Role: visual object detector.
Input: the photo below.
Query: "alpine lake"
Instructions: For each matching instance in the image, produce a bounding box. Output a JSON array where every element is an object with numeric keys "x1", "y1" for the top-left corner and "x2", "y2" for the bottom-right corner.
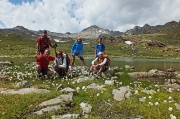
[{"x1": 0, "y1": 57, "x2": 180, "y2": 85}]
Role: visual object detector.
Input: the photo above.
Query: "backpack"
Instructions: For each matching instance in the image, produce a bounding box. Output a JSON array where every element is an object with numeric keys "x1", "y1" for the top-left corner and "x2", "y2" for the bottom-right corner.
[
  {"x1": 37, "y1": 37, "x2": 50, "y2": 51},
  {"x1": 98, "y1": 54, "x2": 110, "y2": 66},
  {"x1": 64, "y1": 53, "x2": 70, "y2": 67},
  {"x1": 103, "y1": 54, "x2": 110, "y2": 66}
]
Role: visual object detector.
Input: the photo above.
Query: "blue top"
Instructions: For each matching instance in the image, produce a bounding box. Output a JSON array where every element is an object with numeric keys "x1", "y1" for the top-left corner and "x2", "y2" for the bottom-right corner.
[
  {"x1": 95, "y1": 43, "x2": 105, "y2": 57},
  {"x1": 71, "y1": 42, "x2": 83, "y2": 56}
]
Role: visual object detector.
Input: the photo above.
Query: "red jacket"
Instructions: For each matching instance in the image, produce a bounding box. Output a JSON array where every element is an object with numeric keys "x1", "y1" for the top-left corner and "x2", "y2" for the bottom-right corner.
[
  {"x1": 37, "y1": 54, "x2": 55, "y2": 69},
  {"x1": 37, "y1": 37, "x2": 51, "y2": 51}
]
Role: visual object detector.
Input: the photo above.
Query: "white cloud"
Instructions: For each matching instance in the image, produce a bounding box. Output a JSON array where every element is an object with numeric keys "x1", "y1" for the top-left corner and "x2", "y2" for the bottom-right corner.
[{"x1": 0, "y1": 0, "x2": 180, "y2": 33}]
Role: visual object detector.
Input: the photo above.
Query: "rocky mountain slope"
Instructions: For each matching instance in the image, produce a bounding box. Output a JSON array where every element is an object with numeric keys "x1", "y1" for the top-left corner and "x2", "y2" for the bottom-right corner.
[
  {"x1": 125, "y1": 21, "x2": 180, "y2": 35},
  {"x1": 0, "y1": 20, "x2": 180, "y2": 39},
  {"x1": 0, "y1": 25, "x2": 123, "y2": 40}
]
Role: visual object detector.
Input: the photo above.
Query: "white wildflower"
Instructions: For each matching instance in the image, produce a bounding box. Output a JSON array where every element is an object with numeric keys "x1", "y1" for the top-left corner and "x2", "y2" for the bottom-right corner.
[
  {"x1": 97, "y1": 93, "x2": 100, "y2": 97},
  {"x1": 154, "y1": 84, "x2": 158, "y2": 87},
  {"x1": 170, "y1": 114, "x2": 177, "y2": 119},
  {"x1": 76, "y1": 87, "x2": 80, "y2": 91},
  {"x1": 148, "y1": 102, "x2": 153, "y2": 106},
  {"x1": 143, "y1": 97, "x2": 146, "y2": 99},
  {"x1": 168, "y1": 96, "x2": 172, "y2": 100},
  {"x1": 155, "y1": 102, "x2": 159, "y2": 105},
  {"x1": 168, "y1": 107, "x2": 173, "y2": 111},
  {"x1": 168, "y1": 88, "x2": 172, "y2": 93},
  {"x1": 82, "y1": 86, "x2": 86, "y2": 90},
  {"x1": 134, "y1": 90, "x2": 138, "y2": 94}
]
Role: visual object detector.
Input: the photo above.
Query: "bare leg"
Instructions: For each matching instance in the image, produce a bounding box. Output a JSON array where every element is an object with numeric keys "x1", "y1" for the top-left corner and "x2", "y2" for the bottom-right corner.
[
  {"x1": 79, "y1": 56, "x2": 85, "y2": 66},
  {"x1": 90, "y1": 65, "x2": 95, "y2": 71},
  {"x1": 55, "y1": 66, "x2": 66, "y2": 76},
  {"x1": 98, "y1": 66, "x2": 105, "y2": 74},
  {"x1": 71, "y1": 55, "x2": 75, "y2": 66},
  {"x1": 36, "y1": 65, "x2": 41, "y2": 74},
  {"x1": 82, "y1": 60, "x2": 86, "y2": 66}
]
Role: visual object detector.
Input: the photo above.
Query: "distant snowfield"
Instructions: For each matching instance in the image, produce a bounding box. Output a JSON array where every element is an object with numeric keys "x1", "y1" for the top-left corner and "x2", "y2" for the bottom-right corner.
[
  {"x1": 54, "y1": 39, "x2": 89, "y2": 44},
  {"x1": 125, "y1": 41, "x2": 134, "y2": 45},
  {"x1": 83, "y1": 42, "x2": 90, "y2": 45},
  {"x1": 54, "y1": 39, "x2": 67, "y2": 43}
]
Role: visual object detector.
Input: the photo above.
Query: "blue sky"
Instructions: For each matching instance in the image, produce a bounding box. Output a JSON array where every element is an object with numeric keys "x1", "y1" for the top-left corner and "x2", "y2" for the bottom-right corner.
[
  {"x1": 1, "y1": 0, "x2": 180, "y2": 33},
  {"x1": 8, "y1": 0, "x2": 34, "y2": 4}
]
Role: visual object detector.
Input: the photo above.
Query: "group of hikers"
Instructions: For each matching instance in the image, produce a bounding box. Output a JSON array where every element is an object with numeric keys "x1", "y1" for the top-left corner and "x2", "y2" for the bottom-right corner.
[{"x1": 35, "y1": 30, "x2": 109, "y2": 79}]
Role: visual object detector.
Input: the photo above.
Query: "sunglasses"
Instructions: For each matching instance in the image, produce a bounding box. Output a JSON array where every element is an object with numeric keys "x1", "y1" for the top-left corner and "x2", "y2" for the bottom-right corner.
[{"x1": 57, "y1": 53, "x2": 62, "y2": 56}]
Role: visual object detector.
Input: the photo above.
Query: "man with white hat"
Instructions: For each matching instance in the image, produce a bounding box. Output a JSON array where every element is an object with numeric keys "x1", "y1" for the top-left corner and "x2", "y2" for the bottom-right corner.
[{"x1": 89, "y1": 52, "x2": 109, "y2": 76}]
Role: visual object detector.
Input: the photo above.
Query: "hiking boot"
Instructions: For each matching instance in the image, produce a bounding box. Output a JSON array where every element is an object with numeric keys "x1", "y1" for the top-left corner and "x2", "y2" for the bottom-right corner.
[
  {"x1": 97, "y1": 72, "x2": 101, "y2": 76},
  {"x1": 37, "y1": 74, "x2": 44, "y2": 80},
  {"x1": 69, "y1": 66, "x2": 72, "y2": 71},
  {"x1": 96, "y1": 72, "x2": 101, "y2": 78},
  {"x1": 88, "y1": 71, "x2": 93, "y2": 76}
]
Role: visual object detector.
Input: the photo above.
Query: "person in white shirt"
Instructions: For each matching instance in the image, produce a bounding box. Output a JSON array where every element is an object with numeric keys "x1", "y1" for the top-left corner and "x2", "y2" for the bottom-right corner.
[
  {"x1": 89, "y1": 52, "x2": 109, "y2": 76},
  {"x1": 53, "y1": 50, "x2": 68, "y2": 77}
]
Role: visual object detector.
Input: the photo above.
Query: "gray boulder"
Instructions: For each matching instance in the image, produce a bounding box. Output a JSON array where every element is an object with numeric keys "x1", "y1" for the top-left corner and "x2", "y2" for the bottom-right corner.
[{"x1": 112, "y1": 86, "x2": 132, "y2": 101}]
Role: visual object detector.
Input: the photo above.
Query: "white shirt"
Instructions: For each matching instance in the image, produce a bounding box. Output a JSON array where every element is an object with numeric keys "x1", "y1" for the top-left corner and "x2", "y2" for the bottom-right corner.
[
  {"x1": 91, "y1": 57, "x2": 107, "y2": 66},
  {"x1": 54, "y1": 53, "x2": 67, "y2": 68}
]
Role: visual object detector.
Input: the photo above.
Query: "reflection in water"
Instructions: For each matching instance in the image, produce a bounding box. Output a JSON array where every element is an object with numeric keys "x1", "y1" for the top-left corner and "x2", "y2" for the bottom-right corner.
[{"x1": 111, "y1": 58, "x2": 180, "y2": 72}]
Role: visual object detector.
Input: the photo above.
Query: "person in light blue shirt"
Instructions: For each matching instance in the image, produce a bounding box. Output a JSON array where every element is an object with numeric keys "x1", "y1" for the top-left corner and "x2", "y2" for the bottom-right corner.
[
  {"x1": 95, "y1": 37, "x2": 105, "y2": 57},
  {"x1": 71, "y1": 37, "x2": 85, "y2": 66}
]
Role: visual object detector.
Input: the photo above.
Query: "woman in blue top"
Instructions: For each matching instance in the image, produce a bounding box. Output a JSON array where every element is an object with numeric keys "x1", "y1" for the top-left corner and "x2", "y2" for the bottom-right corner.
[
  {"x1": 95, "y1": 37, "x2": 105, "y2": 57},
  {"x1": 71, "y1": 37, "x2": 85, "y2": 66}
]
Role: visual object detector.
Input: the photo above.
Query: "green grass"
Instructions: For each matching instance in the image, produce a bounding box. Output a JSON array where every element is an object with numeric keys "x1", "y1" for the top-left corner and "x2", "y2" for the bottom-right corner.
[
  {"x1": 0, "y1": 27, "x2": 180, "y2": 118},
  {"x1": 0, "y1": 63, "x2": 180, "y2": 118},
  {"x1": 1, "y1": 30, "x2": 180, "y2": 58}
]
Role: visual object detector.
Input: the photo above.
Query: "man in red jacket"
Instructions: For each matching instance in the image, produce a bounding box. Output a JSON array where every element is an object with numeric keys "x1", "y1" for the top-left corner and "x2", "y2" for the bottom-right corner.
[
  {"x1": 36, "y1": 49, "x2": 55, "y2": 79},
  {"x1": 36, "y1": 30, "x2": 55, "y2": 55}
]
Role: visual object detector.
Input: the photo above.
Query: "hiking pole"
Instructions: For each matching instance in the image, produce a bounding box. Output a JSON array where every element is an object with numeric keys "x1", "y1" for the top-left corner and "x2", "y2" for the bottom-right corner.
[{"x1": 53, "y1": 43, "x2": 58, "y2": 56}]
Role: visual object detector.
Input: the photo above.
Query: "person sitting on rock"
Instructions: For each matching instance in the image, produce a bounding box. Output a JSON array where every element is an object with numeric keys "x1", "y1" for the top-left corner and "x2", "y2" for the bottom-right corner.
[
  {"x1": 53, "y1": 50, "x2": 69, "y2": 77},
  {"x1": 89, "y1": 52, "x2": 110, "y2": 76},
  {"x1": 35, "y1": 49, "x2": 55, "y2": 79}
]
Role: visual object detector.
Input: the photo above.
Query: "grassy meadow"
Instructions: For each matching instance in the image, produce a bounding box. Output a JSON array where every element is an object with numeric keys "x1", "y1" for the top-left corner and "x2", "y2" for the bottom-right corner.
[{"x1": 0, "y1": 29, "x2": 180, "y2": 119}]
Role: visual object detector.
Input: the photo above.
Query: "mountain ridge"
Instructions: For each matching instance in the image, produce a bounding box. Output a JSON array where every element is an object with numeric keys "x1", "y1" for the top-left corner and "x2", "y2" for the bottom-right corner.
[{"x1": 0, "y1": 20, "x2": 180, "y2": 39}]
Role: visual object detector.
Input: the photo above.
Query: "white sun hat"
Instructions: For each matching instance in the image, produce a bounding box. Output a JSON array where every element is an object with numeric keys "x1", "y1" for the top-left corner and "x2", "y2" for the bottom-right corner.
[{"x1": 98, "y1": 52, "x2": 104, "y2": 56}]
